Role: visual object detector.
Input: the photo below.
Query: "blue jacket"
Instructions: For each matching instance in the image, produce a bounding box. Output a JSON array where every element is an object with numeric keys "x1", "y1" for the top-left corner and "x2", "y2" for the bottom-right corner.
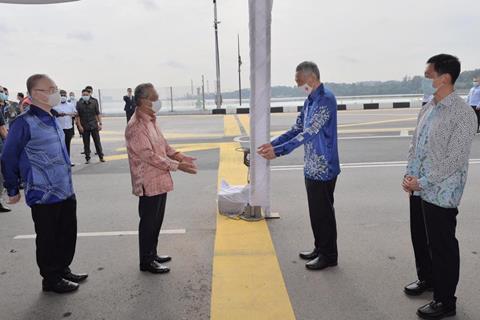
[
  {"x1": 272, "y1": 84, "x2": 340, "y2": 181},
  {"x1": 1, "y1": 106, "x2": 74, "y2": 207}
]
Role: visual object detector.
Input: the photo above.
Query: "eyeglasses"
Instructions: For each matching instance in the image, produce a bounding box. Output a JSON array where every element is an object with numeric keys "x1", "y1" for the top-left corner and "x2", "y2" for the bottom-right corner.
[{"x1": 33, "y1": 88, "x2": 59, "y2": 95}]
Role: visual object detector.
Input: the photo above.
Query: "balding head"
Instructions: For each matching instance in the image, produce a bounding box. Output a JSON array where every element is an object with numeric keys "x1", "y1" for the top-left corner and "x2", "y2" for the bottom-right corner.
[{"x1": 26, "y1": 74, "x2": 59, "y2": 110}]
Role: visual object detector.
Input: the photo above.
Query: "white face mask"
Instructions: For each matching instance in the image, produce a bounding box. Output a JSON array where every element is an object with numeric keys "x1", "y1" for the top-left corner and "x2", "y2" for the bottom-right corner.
[
  {"x1": 47, "y1": 92, "x2": 62, "y2": 107},
  {"x1": 298, "y1": 83, "x2": 313, "y2": 95},
  {"x1": 152, "y1": 100, "x2": 162, "y2": 113},
  {"x1": 473, "y1": 81, "x2": 479, "y2": 87},
  {"x1": 61, "y1": 96, "x2": 67, "y2": 103}
]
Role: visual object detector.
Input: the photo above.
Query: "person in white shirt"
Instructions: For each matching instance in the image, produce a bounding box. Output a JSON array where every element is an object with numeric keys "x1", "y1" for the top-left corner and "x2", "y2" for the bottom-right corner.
[
  {"x1": 467, "y1": 76, "x2": 480, "y2": 132},
  {"x1": 54, "y1": 90, "x2": 77, "y2": 163},
  {"x1": 68, "y1": 92, "x2": 77, "y2": 136}
]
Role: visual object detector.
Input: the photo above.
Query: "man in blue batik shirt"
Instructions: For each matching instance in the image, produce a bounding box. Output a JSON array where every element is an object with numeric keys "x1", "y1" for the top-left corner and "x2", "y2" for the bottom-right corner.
[
  {"x1": 258, "y1": 61, "x2": 340, "y2": 271},
  {"x1": 1, "y1": 74, "x2": 88, "y2": 294}
]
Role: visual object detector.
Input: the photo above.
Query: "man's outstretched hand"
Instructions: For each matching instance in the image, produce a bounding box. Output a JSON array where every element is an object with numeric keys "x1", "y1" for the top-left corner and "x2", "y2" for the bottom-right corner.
[{"x1": 257, "y1": 143, "x2": 276, "y2": 160}]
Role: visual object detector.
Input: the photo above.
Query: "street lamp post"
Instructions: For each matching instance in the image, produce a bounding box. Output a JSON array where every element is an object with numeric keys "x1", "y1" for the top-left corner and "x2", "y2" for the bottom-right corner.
[
  {"x1": 213, "y1": 0, "x2": 222, "y2": 109},
  {"x1": 238, "y1": 34, "x2": 242, "y2": 106}
]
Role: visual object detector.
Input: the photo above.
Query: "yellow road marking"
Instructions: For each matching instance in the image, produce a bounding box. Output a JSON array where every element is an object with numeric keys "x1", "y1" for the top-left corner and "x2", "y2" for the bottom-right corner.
[
  {"x1": 103, "y1": 154, "x2": 128, "y2": 161},
  {"x1": 71, "y1": 137, "x2": 125, "y2": 144},
  {"x1": 224, "y1": 115, "x2": 242, "y2": 136},
  {"x1": 97, "y1": 130, "x2": 124, "y2": 135},
  {"x1": 237, "y1": 114, "x2": 251, "y2": 133},
  {"x1": 115, "y1": 142, "x2": 229, "y2": 153},
  {"x1": 210, "y1": 119, "x2": 295, "y2": 320},
  {"x1": 164, "y1": 132, "x2": 225, "y2": 139}
]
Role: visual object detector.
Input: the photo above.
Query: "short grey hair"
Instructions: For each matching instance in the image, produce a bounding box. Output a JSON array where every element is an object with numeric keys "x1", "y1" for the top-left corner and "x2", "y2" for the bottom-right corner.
[
  {"x1": 296, "y1": 61, "x2": 320, "y2": 80},
  {"x1": 26, "y1": 74, "x2": 49, "y2": 94},
  {"x1": 134, "y1": 83, "x2": 154, "y2": 105}
]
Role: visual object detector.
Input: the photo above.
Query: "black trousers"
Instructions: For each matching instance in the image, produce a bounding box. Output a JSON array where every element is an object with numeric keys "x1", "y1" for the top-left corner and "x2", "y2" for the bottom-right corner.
[
  {"x1": 126, "y1": 112, "x2": 134, "y2": 123},
  {"x1": 82, "y1": 129, "x2": 104, "y2": 160},
  {"x1": 138, "y1": 193, "x2": 167, "y2": 265},
  {"x1": 471, "y1": 106, "x2": 480, "y2": 130},
  {"x1": 409, "y1": 196, "x2": 459, "y2": 307},
  {"x1": 305, "y1": 177, "x2": 338, "y2": 260},
  {"x1": 31, "y1": 198, "x2": 77, "y2": 283},
  {"x1": 63, "y1": 128, "x2": 74, "y2": 157}
]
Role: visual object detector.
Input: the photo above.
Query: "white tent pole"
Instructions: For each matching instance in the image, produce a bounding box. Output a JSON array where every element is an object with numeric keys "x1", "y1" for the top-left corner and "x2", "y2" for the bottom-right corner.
[{"x1": 248, "y1": 0, "x2": 273, "y2": 218}]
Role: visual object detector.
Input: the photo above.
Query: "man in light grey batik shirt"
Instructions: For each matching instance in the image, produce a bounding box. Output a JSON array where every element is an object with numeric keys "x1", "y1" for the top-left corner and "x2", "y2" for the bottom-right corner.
[{"x1": 402, "y1": 54, "x2": 477, "y2": 320}]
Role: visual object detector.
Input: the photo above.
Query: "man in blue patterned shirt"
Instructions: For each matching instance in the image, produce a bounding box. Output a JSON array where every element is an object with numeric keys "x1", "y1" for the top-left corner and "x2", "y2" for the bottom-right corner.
[
  {"x1": 402, "y1": 54, "x2": 477, "y2": 319},
  {"x1": 258, "y1": 61, "x2": 340, "y2": 271}
]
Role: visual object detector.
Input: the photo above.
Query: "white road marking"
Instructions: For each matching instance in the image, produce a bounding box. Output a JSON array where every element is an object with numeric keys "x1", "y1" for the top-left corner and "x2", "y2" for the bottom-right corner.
[
  {"x1": 272, "y1": 159, "x2": 480, "y2": 171},
  {"x1": 339, "y1": 134, "x2": 412, "y2": 140},
  {"x1": 14, "y1": 229, "x2": 186, "y2": 240}
]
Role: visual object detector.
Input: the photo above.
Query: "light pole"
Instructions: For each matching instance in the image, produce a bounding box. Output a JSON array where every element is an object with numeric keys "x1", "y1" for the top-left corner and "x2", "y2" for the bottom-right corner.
[
  {"x1": 238, "y1": 34, "x2": 242, "y2": 106},
  {"x1": 213, "y1": 0, "x2": 223, "y2": 109}
]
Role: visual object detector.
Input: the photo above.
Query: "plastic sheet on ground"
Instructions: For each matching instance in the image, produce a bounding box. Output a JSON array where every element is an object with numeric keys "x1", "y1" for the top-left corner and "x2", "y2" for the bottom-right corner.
[{"x1": 217, "y1": 180, "x2": 250, "y2": 217}]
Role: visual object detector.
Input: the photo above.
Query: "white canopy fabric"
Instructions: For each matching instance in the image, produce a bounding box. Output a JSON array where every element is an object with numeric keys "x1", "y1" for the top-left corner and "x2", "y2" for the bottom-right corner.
[
  {"x1": 0, "y1": 0, "x2": 77, "y2": 3},
  {"x1": 248, "y1": 0, "x2": 273, "y2": 212}
]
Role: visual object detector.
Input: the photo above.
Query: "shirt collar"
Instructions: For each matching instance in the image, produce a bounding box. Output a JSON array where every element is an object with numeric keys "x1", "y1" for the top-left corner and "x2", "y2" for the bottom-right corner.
[
  {"x1": 435, "y1": 91, "x2": 457, "y2": 108},
  {"x1": 136, "y1": 105, "x2": 156, "y2": 122},
  {"x1": 308, "y1": 83, "x2": 325, "y2": 101},
  {"x1": 30, "y1": 105, "x2": 54, "y2": 118}
]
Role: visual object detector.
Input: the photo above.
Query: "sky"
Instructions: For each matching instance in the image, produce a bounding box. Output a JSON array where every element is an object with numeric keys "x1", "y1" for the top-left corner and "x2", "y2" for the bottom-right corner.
[{"x1": 0, "y1": 0, "x2": 478, "y2": 94}]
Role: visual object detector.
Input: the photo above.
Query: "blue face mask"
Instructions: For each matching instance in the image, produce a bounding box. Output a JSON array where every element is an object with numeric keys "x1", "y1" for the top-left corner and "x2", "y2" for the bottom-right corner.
[
  {"x1": 0, "y1": 92, "x2": 6, "y2": 101},
  {"x1": 422, "y1": 78, "x2": 435, "y2": 96}
]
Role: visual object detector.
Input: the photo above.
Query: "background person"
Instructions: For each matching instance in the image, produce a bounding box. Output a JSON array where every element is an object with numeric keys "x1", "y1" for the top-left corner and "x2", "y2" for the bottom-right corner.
[
  {"x1": 124, "y1": 87, "x2": 136, "y2": 123},
  {"x1": 75, "y1": 89, "x2": 105, "y2": 164}
]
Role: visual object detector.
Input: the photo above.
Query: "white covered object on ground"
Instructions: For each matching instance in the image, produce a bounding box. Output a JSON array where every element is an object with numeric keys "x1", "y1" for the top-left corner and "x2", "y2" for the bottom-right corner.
[{"x1": 218, "y1": 180, "x2": 250, "y2": 216}]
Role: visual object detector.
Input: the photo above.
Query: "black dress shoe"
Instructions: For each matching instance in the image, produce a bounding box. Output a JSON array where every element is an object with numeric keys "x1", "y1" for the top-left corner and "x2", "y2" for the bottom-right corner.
[
  {"x1": 417, "y1": 300, "x2": 456, "y2": 319},
  {"x1": 62, "y1": 272, "x2": 88, "y2": 283},
  {"x1": 154, "y1": 255, "x2": 172, "y2": 263},
  {"x1": 299, "y1": 248, "x2": 319, "y2": 260},
  {"x1": 140, "y1": 261, "x2": 170, "y2": 274},
  {"x1": 404, "y1": 280, "x2": 433, "y2": 296},
  {"x1": 305, "y1": 256, "x2": 337, "y2": 270},
  {"x1": 99, "y1": 158, "x2": 106, "y2": 163},
  {"x1": 0, "y1": 203, "x2": 11, "y2": 213},
  {"x1": 42, "y1": 279, "x2": 79, "y2": 293}
]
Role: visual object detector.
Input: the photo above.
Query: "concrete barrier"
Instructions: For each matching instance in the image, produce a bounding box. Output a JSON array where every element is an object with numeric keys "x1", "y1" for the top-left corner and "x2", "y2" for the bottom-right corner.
[
  {"x1": 212, "y1": 109, "x2": 226, "y2": 115},
  {"x1": 364, "y1": 103, "x2": 380, "y2": 110},
  {"x1": 103, "y1": 102, "x2": 421, "y2": 117},
  {"x1": 393, "y1": 102, "x2": 410, "y2": 108}
]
